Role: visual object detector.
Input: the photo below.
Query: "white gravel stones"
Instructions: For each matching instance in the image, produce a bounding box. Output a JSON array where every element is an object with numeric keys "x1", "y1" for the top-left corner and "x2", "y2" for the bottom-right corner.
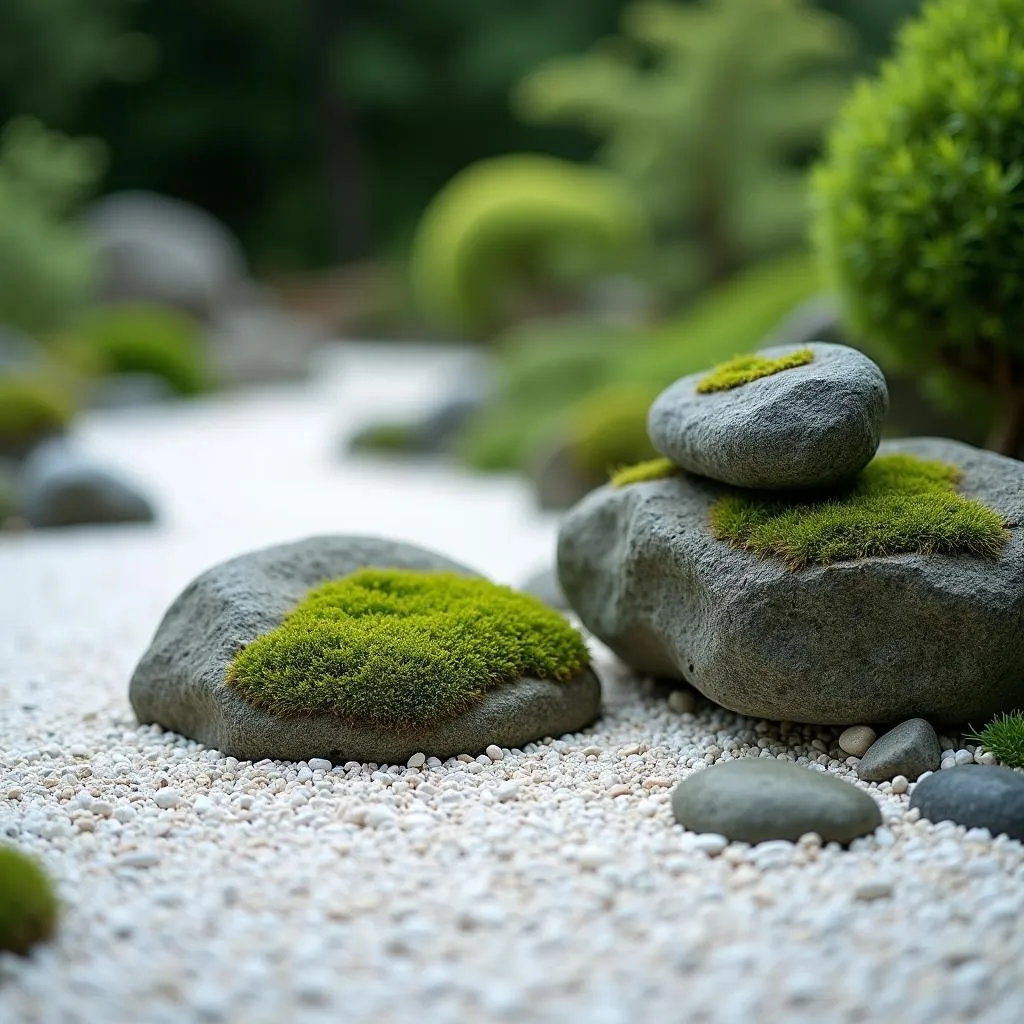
[
  {"x1": 307, "y1": 758, "x2": 332, "y2": 772},
  {"x1": 838, "y1": 725, "x2": 877, "y2": 757},
  {"x1": 152, "y1": 788, "x2": 179, "y2": 809},
  {"x1": 4, "y1": 363, "x2": 1024, "y2": 1023}
]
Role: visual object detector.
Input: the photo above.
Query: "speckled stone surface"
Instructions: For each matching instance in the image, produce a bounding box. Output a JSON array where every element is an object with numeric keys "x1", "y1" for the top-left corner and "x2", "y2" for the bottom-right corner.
[
  {"x1": 858, "y1": 719, "x2": 942, "y2": 782},
  {"x1": 558, "y1": 438, "x2": 1024, "y2": 726},
  {"x1": 130, "y1": 535, "x2": 601, "y2": 762},
  {"x1": 647, "y1": 342, "x2": 888, "y2": 489},
  {"x1": 910, "y1": 765, "x2": 1024, "y2": 840}
]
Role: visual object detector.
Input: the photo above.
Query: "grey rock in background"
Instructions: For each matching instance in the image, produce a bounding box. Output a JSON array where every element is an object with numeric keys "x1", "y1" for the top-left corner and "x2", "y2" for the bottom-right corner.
[
  {"x1": 557, "y1": 438, "x2": 1024, "y2": 727},
  {"x1": 131, "y1": 536, "x2": 601, "y2": 763},
  {"x1": 647, "y1": 342, "x2": 888, "y2": 489},
  {"x1": 671, "y1": 758, "x2": 881, "y2": 844},
  {"x1": 520, "y1": 567, "x2": 570, "y2": 612},
  {"x1": 910, "y1": 765, "x2": 1024, "y2": 840},
  {"x1": 857, "y1": 718, "x2": 942, "y2": 781},
  {"x1": 18, "y1": 440, "x2": 155, "y2": 528}
]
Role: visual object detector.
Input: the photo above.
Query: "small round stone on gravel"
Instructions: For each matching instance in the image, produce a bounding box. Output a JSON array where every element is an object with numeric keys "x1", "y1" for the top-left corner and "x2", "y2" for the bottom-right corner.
[
  {"x1": 153, "y1": 788, "x2": 179, "y2": 809},
  {"x1": 485, "y1": 745, "x2": 504, "y2": 761},
  {"x1": 857, "y1": 718, "x2": 941, "y2": 782},
  {"x1": 407, "y1": 752, "x2": 426, "y2": 769},
  {"x1": 308, "y1": 758, "x2": 332, "y2": 771},
  {"x1": 838, "y1": 726, "x2": 876, "y2": 757},
  {"x1": 668, "y1": 689, "x2": 696, "y2": 714}
]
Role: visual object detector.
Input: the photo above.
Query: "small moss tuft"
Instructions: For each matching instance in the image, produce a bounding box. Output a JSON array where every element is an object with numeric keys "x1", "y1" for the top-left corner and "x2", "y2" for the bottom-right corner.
[
  {"x1": 969, "y1": 711, "x2": 1024, "y2": 769},
  {"x1": 710, "y1": 453, "x2": 1009, "y2": 570},
  {"x1": 0, "y1": 375, "x2": 73, "y2": 455},
  {"x1": 0, "y1": 847, "x2": 58, "y2": 956},
  {"x1": 610, "y1": 457, "x2": 681, "y2": 488},
  {"x1": 696, "y1": 348, "x2": 814, "y2": 394},
  {"x1": 348, "y1": 422, "x2": 418, "y2": 455},
  {"x1": 226, "y1": 569, "x2": 590, "y2": 728}
]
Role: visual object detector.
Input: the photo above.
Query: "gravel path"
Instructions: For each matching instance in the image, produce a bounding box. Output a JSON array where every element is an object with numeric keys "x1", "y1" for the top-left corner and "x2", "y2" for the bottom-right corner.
[{"x1": 2, "y1": 345, "x2": 1023, "y2": 1023}]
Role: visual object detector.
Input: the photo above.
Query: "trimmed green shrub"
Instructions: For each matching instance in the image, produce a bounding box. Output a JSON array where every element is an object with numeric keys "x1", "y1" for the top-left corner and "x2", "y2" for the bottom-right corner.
[
  {"x1": 0, "y1": 847, "x2": 58, "y2": 956},
  {"x1": 711, "y1": 453, "x2": 1009, "y2": 569},
  {"x1": 696, "y1": 348, "x2": 813, "y2": 394},
  {"x1": 227, "y1": 569, "x2": 590, "y2": 727},
  {"x1": 0, "y1": 375, "x2": 73, "y2": 457},
  {"x1": 70, "y1": 304, "x2": 209, "y2": 396},
  {"x1": 812, "y1": 0, "x2": 1024, "y2": 454},
  {"x1": 969, "y1": 711, "x2": 1024, "y2": 768},
  {"x1": 565, "y1": 384, "x2": 660, "y2": 474},
  {"x1": 410, "y1": 154, "x2": 647, "y2": 334},
  {"x1": 610, "y1": 456, "x2": 680, "y2": 488}
]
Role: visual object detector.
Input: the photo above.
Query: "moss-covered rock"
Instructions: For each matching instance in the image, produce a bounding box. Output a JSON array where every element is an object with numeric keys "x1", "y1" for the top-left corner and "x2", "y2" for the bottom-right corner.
[
  {"x1": 68, "y1": 304, "x2": 209, "y2": 397},
  {"x1": 695, "y1": 348, "x2": 814, "y2": 394},
  {"x1": 0, "y1": 374, "x2": 73, "y2": 459},
  {"x1": 609, "y1": 457, "x2": 680, "y2": 488},
  {"x1": 0, "y1": 847, "x2": 58, "y2": 956},
  {"x1": 131, "y1": 537, "x2": 601, "y2": 762}
]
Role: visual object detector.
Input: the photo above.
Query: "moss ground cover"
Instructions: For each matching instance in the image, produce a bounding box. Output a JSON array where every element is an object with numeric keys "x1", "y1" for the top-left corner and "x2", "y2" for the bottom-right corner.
[
  {"x1": 610, "y1": 457, "x2": 680, "y2": 488},
  {"x1": 710, "y1": 454, "x2": 1009, "y2": 570},
  {"x1": 0, "y1": 847, "x2": 58, "y2": 956},
  {"x1": 227, "y1": 569, "x2": 590, "y2": 728},
  {"x1": 696, "y1": 348, "x2": 814, "y2": 394},
  {"x1": 970, "y1": 712, "x2": 1024, "y2": 768},
  {"x1": 0, "y1": 375, "x2": 73, "y2": 451}
]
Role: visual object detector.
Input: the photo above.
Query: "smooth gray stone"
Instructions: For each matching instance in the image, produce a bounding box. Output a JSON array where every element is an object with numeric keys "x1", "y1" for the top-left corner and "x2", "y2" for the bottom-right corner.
[
  {"x1": 130, "y1": 536, "x2": 602, "y2": 763},
  {"x1": 858, "y1": 718, "x2": 941, "y2": 781},
  {"x1": 910, "y1": 765, "x2": 1024, "y2": 840},
  {"x1": 647, "y1": 342, "x2": 888, "y2": 489},
  {"x1": 557, "y1": 437, "x2": 1024, "y2": 727},
  {"x1": 671, "y1": 758, "x2": 881, "y2": 844},
  {"x1": 520, "y1": 567, "x2": 570, "y2": 612},
  {"x1": 85, "y1": 190, "x2": 246, "y2": 322},
  {"x1": 19, "y1": 441, "x2": 155, "y2": 528}
]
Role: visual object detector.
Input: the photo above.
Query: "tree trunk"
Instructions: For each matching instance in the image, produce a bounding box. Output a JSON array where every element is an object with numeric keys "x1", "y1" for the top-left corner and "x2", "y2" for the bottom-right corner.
[
  {"x1": 305, "y1": 0, "x2": 371, "y2": 263},
  {"x1": 986, "y1": 352, "x2": 1024, "y2": 456}
]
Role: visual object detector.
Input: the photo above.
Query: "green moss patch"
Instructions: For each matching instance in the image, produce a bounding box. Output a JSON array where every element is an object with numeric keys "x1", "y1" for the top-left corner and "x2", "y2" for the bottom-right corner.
[
  {"x1": 696, "y1": 348, "x2": 814, "y2": 394},
  {"x1": 610, "y1": 457, "x2": 681, "y2": 488},
  {"x1": 227, "y1": 569, "x2": 590, "y2": 728},
  {"x1": 0, "y1": 847, "x2": 58, "y2": 956},
  {"x1": 969, "y1": 712, "x2": 1024, "y2": 768},
  {"x1": 710, "y1": 454, "x2": 1009, "y2": 570}
]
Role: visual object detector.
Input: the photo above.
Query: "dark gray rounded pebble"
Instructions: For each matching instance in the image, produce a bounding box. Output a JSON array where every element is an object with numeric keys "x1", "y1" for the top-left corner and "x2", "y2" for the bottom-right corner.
[
  {"x1": 858, "y1": 718, "x2": 942, "y2": 782},
  {"x1": 671, "y1": 758, "x2": 881, "y2": 844},
  {"x1": 909, "y1": 765, "x2": 1024, "y2": 840}
]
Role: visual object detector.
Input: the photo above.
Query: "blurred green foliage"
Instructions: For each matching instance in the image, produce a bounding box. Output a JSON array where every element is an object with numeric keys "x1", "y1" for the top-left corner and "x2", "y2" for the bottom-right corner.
[
  {"x1": 0, "y1": 119, "x2": 105, "y2": 334},
  {"x1": 516, "y1": 0, "x2": 855, "y2": 299},
  {"x1": 812, "y1": 0, "x2": 1024, "y2": 454},
  {"x1": 0, "y1": 374, "x2": 74, "y2": 458},
  {"x1": 410, "y1": 154, "x2": 647, "y2": 334},
  {"x1": 458, "y1": 252, "x2": 819, "y2": 472},
  {"x1": 0, "y1": 1, "x2": 921, "y2": 275},
  {"x1": 67, "y1": 304, "x2": 209, "y2": 396}
]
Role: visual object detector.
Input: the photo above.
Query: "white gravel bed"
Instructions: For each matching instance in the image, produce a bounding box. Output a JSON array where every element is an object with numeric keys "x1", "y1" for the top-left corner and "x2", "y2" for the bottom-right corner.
[{"x1": 2, "y1": 345, "x2": 1023, "y2": 1022}]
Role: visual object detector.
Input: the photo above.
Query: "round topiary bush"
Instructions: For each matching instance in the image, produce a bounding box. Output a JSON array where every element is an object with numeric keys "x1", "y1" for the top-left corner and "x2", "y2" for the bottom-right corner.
[
  {"x1": 0, "y1": 375, "x2": 74, "y2": 459},
  {"x1": 70, "y1": 303, "x2": 210, "y2": 396},
  {"x1": 812, "y1": 0, "x2": 1024, "y2": 453},
  {"x1": 410, "y1": 154, "x2": 647, "y2": 335},
  {"x1": 565, "y1": 384, "x2": 660, "y2": 476},
  {"x1": 0, "y1": 847, "x2": 58, "y2": 956}
]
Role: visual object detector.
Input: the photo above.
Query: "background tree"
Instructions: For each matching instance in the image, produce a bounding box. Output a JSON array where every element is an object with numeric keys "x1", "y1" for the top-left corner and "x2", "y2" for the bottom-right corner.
[
  {"x1": 813, "y1": 0, "x2": 1024, "y2": 455},
  {"x1": 514, "y1": 0, "x2": 856, "y2": 301}
]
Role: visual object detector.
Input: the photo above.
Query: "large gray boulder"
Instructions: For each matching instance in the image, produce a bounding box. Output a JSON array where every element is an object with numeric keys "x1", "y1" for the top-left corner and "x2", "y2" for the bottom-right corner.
[
  {"x1": 84, "y1": 191, "x2": 246, "y2": 322},
  {"x1": 557, "y1": 438, "x2": 1024, "y2": 727},
  {"x1": 131, "y1": 537, "x2": 601, "y2": 763},
  {"x1": 647, "y1": 342, "x2": 888, "y2": 489}
]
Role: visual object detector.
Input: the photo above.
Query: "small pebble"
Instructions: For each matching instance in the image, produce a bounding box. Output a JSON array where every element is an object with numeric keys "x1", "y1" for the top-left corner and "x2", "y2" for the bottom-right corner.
[
  {"x1": 668, "y1": 690, "x2": 696, "y2": 714},
  {"x1": 838, "y1": 725, "x2": 876, "y2": 758},
  {"x1": 854, "y1": 881, "x2": 893, "y2": 902},
  {"x1": 890, "y1": 775, "x2": 909, "y2": 795},
  {"x1": 485, "y1": 745, "x2": 504, "y2": 761},
  {"x1": 496, "y1": 782, "x2": 519, "y2": 803},
  {"x1": 308, "y1": 758, "x2": 332, "y2": 772},
  {"x1": 407, "y1": 752, "x2": 426, "y2": 769},
  {"x1": 153, "y1": 788, "x2": 180, "y2": 810}
]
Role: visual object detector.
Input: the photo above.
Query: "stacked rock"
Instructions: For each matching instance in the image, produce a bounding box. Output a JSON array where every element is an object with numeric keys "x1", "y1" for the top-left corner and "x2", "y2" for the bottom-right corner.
[{"x1": 557, "y1": 341, "x2": 1024, "y2": 728}]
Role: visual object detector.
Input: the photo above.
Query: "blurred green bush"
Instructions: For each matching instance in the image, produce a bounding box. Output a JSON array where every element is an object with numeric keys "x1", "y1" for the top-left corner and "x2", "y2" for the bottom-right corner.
[
  {"x1": 66, "y1": 304, "x2": 210, "y2": 396},
  {"x1": 813, "y1": 0, "x2": 1024, "y2": 454},
  {"x1": 0, "y1": 118, "x2": 104, "y2": 335},
  {"x1": 0, "y1": 374, "x2": 74, "y2": 459},
  {"x1": 458, "y1": 252, "x2": 820, "y2": 473},
  {"x1": 410, "y1": 154, "x2": 648, "y2": 335},
  {"x1": 516, "y1": 0, "x2": 855, "y2": 302}
]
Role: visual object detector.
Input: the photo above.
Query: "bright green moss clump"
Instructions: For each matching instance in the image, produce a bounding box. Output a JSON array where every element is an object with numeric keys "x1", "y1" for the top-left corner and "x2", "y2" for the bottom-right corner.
[
  {"x1": 970, "y1": 712, "x2": 1024, "y2": 768},
  {"x1": 227, "y1": 569, "x2": 590, "y2": 728},
  {"x1": 711, "y1": 454, "x2": 1009, "y2": 570},
  {"x1": 0, "y1": 375, "x2": 73, "y2": 455},
  {"x1": 696, "y1": 348, "x2": 814, "y2": 394},
  {"x1": 0, "y1": 847, "x2": 58, "y2": 956},
  {"x1": 610, "y1": 457, "x2": 680, "y2": 488}
]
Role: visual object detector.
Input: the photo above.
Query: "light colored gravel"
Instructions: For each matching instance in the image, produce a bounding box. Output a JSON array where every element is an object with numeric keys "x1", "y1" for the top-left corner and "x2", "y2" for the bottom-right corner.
[{"x1": 2, "y1": 344, "x2": 1024, "y2": 1023}]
